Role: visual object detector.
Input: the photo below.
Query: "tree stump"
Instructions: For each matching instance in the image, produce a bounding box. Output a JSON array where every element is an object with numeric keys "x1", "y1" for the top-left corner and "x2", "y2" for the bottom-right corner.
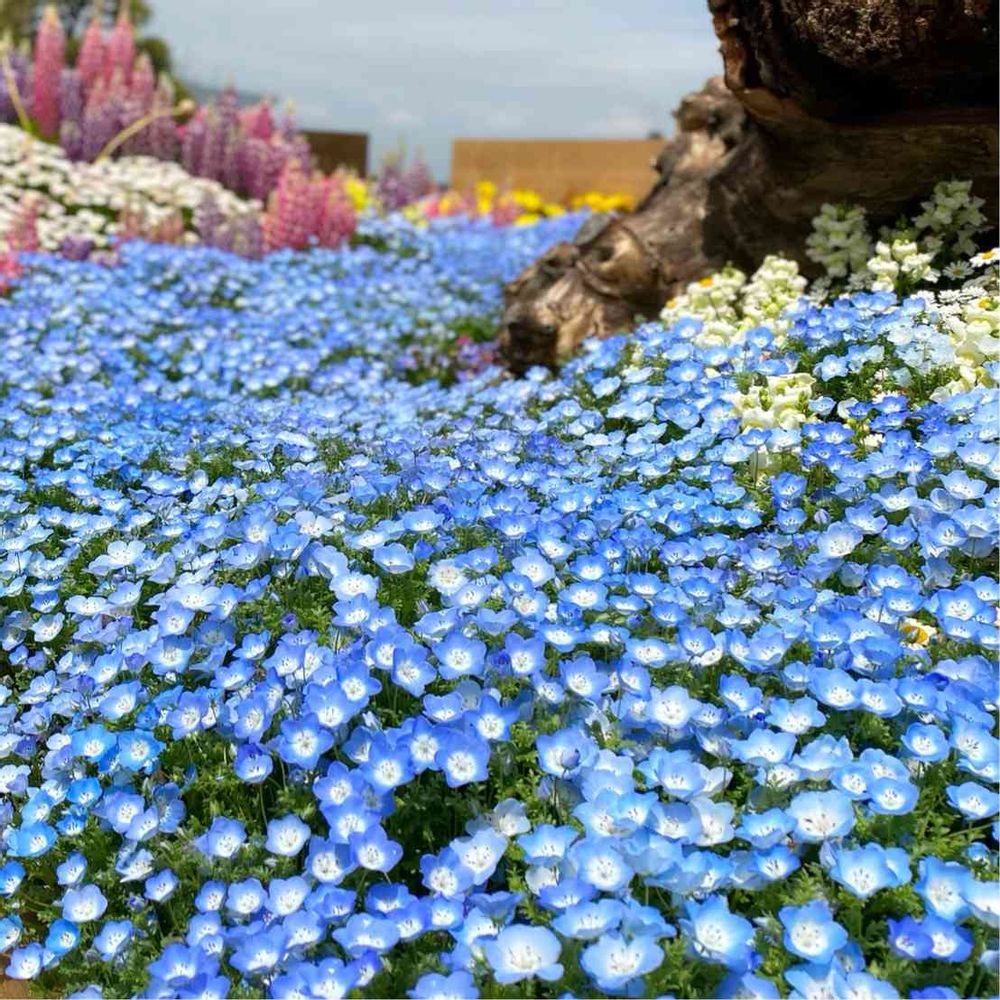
[{"x1": 499, "y1": 0, "x2": 999, "y2": 373}]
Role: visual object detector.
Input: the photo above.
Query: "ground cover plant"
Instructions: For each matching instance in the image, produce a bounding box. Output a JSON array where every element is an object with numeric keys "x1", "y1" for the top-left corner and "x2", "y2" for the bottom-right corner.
[{"x1": 0, "y1": 183, "x2": 996, "y2": 1000}]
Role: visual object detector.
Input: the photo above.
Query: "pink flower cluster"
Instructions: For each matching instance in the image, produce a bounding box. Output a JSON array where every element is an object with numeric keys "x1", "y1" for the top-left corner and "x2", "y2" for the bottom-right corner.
[
  {"x1": 6, "y1": 4, "x2": 311, "y2": 202},
  {"x1": 262, "y1": 162, "x2": 357, "y2": 251},
  {"x1": 191, "y1": 163, "x2": 356, "y2": 258},
  {"x1": 0, "y1": 199, "x2": 40, "y2": 294}
]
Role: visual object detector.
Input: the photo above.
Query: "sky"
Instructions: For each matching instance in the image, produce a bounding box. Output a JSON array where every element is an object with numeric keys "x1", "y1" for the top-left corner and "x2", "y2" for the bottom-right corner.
[{"x1": 150, "y1": 1, "x2": 721, "y2": 179}]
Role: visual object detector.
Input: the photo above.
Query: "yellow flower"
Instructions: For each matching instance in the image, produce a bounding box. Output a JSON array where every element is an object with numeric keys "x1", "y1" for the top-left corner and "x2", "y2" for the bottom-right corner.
[
  {"x1": 512, "y1": 189, "x2": 543, "y2": 212},
  {"x1": 900, "y1": 618, "x2": 936, "y2": 647},
  {"x1": 344, "y1": 177, "x2": 369, "y2": 212}
]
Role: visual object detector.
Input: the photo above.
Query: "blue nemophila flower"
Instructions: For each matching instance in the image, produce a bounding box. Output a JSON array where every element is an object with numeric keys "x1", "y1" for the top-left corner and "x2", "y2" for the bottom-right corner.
[
  {"x1": 826, "y1": 843, "x2": 910, "y2": 899},
  {"x1": 0, "y1": 862, "x2": 25, "y2": 898},
  {"x1": 349, "y1": 825, "x2": 403, "y2": 873},
  {"x1": 5, "y1": 943, "x2": 44, "y2": 980},
  {"x1": 277, "y1": 714, "x2": 334, "y2": 769},
  {"x1": 779, "y1": 900, "x2": 848, "y2": 964},
  {"x1": 483, "y1": 924, "x2": 562, "y2": 983},
  {"x1": 408, "y1": 970, "x2": 479, "y2": 1000},
  {"x1": 580, "y1": 932, "x2": 663, "y2": 991},
  {"x1": 62, "y1": 885, "x2": 108, "y2": 923},
  {"x1": 265, "y1": 814, "x2": 311, "y2": 857},
  {"x1": 194, "y1": 817, "x2": 246, "y2": 860},
  {"x1": 436, "y1": 733, "x2": 489, "y2": 788},
  {"x1": 680, "y1": 896, "x2": 756, "y2": 970},
  {"x1": 786, "y1": 789, "x2": 855, "y2": 841}
]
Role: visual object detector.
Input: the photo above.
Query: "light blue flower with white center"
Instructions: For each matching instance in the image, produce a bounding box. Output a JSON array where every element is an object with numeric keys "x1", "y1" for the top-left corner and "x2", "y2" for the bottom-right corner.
[
  {"x1": 915, "y1": 858, "x2": 971, "y2": 921},
  {"x1": 333, "y1": 912, "x2": 401, "y2": 957},
  {"x1": 0, "y1": 916, "x2": 22, "y2": 953},
  {"x1": 0, "y1": 861, "x2": 25, "y2": 898},
  {"x1": 408, "y1": 970, "x2": 479, "y2": 1000},
  {"x1": 373, "y1": 543, "x2": 415, "y2": 574},
  {"x1": 946, "y1": 781, "x2": 1000, "y2": 819},
  {"x1": 779, "y1": 900, "x2": 848, "y2": 963},
  {"x1": 552, "y1": 899, "x2": 625, "y2": 941},
  {"x1": 45, "y1": 918, "x2": 80, "y2": 957},
  {"x1": 436, "y1": 732, "x2": 489, "y2": 788},
  {"x1": 94, "y1": 920, "x2": 135, "y2": 962},
  {"x1": 787, "y1": 789, "x2": 855, "y2": 842},
  {"x1": 901, "y1": 723, "x2": 950, "y2": 762},
  {"x1": 5, "y1": 943, "x2": 44, "y2": 980},
  {"x1": 143, "y1": 869, "x2": 179, "y2": 903},
  {"x1": 737, "y1": 809, "x2": 795, "y2": 850},
  {"x1": 349, "y1": 825, "x2": 403, "y2": 873},
  {"x1": 277, "y1": 713, "x2": 334, "y2": 769},
  {"x1": 483, "y1": 924, "x2": 562, "y2": 984},
  {"x1": 580, "y1": 932, "x2": 663, "y2": 992},
  {"x1": 452, "y1": 828, "x2": 508, "y2": 885},
  {"x1": 194, "y1": 816, "x2": 246, "y2": 860},
  {"x1": 569, "y1": 837, "x2": 633, "y2": 894},
  {"x1": 826, "y1": 842, "x2": 910, "y2": 899},
  {"x1": 225, "y1": 878, "x2": 267, "y2": 919},
  {"x1": 680, "y1": 896, "x2": 756, "y2": 970},
  {"x1": 229, "y1": 924, "x2": 287, "y2": 976},
  {"x1": 62, "y1": 884, "x2": 107, "y2": 923},
  {"x1": 868, "y1": 777, "x2": 919, "y2": 815},
  {"x1": 816, "y1": 522, "x2": 864, "y2": 560},
  {"x1": 265, "y1": 814, "x2": 311, "y2": 857}
]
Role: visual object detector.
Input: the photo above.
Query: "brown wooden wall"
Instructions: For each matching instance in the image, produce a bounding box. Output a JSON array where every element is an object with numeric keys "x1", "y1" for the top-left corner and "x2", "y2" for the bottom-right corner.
[
  {"x1": 304, "y1": 131, "x2": 368, "y2": 176},
  {"x1": 450, "y1": 138, "x2": 663, "y2": 200}
]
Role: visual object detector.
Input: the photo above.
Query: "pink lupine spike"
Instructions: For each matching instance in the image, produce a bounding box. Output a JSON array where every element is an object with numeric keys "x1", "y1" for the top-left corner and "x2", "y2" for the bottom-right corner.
[
  {"x1": 104, "y1": 3, "x2": 135, "y2": 86},
  {"x1": 76, "y1": 14, "x2": 106, "y2": 93},
  {"x1": 7, "y1": 198, "x2": 40, "y2": 254},
  {"x1": 31, "y1": 5, "x2": 65, "y2": 138},
  {"x1": 239, "y1": 101, "x2": 274, "y2": 141}
]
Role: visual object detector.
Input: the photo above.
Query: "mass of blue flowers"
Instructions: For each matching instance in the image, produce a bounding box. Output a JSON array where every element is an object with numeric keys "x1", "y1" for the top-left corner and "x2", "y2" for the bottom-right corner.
[{"x1": 0, "y1": 211, "x2": 997, "y2": 1000}]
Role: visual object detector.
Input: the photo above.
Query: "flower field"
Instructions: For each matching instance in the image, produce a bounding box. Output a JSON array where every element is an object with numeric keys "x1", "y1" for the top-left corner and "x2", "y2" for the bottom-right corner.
[{"x1": 0, "y1": 31, "x2": 998, "y2": 993}]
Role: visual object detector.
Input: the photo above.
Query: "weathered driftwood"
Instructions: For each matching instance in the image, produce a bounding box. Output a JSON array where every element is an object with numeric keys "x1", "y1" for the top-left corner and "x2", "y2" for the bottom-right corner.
[{"x1": 499, "y1": 0, "x2": 999, "y2": 372}]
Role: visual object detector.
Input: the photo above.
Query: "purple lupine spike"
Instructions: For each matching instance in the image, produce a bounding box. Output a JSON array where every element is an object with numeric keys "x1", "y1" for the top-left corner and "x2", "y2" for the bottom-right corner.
[
  {"x1": 147, "y1": 76, "x2": 180, "y2": 161},
  {"x1": 59, "y1": 119, "x2": 84, "y2": 160},
  {"x1": 215, "y1": 87, "x2": 240, "y2": 133},
  {"x1": 128, "y1": 52, "x2": 155, "y2": 111},
  {"x1": 119, "y1": 96, "x2": 148, "y2": 155},
  {"x1": 237, "y1": 138, "x2": 269, "y2": 200},
  {"x1": 58, "y1": 68, "x2": 84, "y2": 131},
  {"x1": 402, "y1": 154, "x2": 436, "y2": 200},
  {"x1": 198, "y1": 110, "x2": 225, "y2": 180},
  {"x1": 236, "y1": 214, "x2": 264, "y2": 259},
  {"x1": 220, "y1": 132, "x2": 241, "y2": 193},
  {"x1": 277, "y1": 105, "x2": 298, "y2": 143},
  {"x1": 180, "y1": 112, "x2": 206, "y2": 176},
  {"x1": 80, "y1": 95, "x2": 120, "y2": 161},
  {"x1": 194, "y1": 194, "x2": 224, "y2": 245}
]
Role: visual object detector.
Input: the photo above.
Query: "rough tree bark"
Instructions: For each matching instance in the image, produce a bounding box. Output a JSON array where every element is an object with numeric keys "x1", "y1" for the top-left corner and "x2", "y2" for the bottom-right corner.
[{"x1": 499, "y1": 0, "x2": 999, "y2": 372}]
